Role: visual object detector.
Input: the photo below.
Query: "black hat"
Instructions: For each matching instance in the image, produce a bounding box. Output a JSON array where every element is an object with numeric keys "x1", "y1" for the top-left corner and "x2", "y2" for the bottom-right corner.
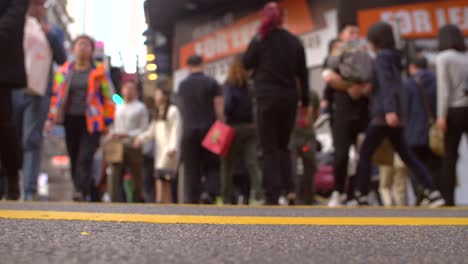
[{"x1": 187, "y1": 54, "x2": 203, "y2": 66}]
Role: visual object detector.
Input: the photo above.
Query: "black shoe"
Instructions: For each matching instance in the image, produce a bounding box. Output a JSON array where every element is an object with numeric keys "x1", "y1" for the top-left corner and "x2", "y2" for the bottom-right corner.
[
  {"x1": 287, "y1": 193, "x2": 296, "y2": 206},
  {"x1": 6, "y1": 176, "x2": 20, "y2": 201},
  {"x1": 73, "y1": 191, "x2": 84, "y2": 202},
  {"x1": 6, "y1": 192, "x2": 20, "y2": 201},
  {"x1": 419, "y1": 189, "x2": 445, "y2": 207},
  {"x1": 200, "y1": 192, "x2": 214, "y2": 204},
  {"x1": 346, "y1": 193, "x2": 369, "y2": 207}
]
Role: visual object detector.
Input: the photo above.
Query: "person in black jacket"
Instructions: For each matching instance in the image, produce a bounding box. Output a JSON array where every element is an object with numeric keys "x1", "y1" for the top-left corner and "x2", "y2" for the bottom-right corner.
[
  {"x1": 322, "y1": 25, "x2": 370, "y2": 207},
  {"x1": 177, "y1": 55, "x2": 224, "y2": 204},
  {"x1": 0, "y1": 0, "x2": 30, "y2": 200},
  {"x1": 347, "y1": 22, "x2": 444, "y2": 207},
  {"x1": 243, "y1": 2, "x2": 310, "y2": 205}
]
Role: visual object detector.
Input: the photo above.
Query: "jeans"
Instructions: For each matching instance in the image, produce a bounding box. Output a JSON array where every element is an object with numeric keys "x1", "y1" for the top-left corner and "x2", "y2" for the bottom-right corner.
[
  {"x1": 182, "y1": 128, "x2": 220, "y2": 204},
  {"x1": 443, "y1": 107, "x2": 468, "y2": 206},
  {"x1": 63, "y1": 115, "x2": 101, "y2": 199},
  {"x1": 221, "y1": 125, "x2": 262, "y2": 204},
  {"x1": 256, "y1": 95, "x2": 297, "y2": 204},
  {"x1": 356, "y1": 125, "x2": 434, "y2": 195},
  {"x1": 12, "y1": 90, "x2": 50, "y2": 199},
  {"x1": 0, "y1": 89, "x2": 22, "y2": 200}
]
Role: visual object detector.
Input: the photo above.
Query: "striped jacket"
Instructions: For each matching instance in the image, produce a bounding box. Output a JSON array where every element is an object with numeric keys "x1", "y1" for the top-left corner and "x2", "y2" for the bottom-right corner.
[{"x1": 48, "y1": 61, "x2": 115, "y2": 133}]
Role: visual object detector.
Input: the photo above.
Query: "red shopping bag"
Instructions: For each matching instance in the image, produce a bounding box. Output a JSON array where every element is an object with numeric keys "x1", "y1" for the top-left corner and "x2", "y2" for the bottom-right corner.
[{"x1": 202, "y1": 121, "x2": 235, "y2": 157}]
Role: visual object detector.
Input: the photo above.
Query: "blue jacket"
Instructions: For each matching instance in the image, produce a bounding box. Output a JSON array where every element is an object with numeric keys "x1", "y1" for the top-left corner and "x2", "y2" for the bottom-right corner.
[
  {"x1": 370, "y1": 49, "x2": 404, "y2": 125},
  {"x1": 46, "y1": 24, "x2": 67, "y2": 96},
  {"x1": 404, "y1": 70, "x2": 437, "y2": 147},
  {"x1": 224, "y1": 84, "x2": 254, "y2": 125}
]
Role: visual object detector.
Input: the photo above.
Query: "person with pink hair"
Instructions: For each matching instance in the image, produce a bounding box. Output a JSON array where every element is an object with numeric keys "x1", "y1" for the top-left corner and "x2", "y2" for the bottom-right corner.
[{"x1": 243, "y1": 2, "x2": 311, "y2": 205}]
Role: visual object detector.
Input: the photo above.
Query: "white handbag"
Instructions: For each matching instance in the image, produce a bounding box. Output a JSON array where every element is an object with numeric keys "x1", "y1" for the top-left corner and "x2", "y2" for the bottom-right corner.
[{"x1": 23, "y1": 17, "x2": 52, "y2": 96}]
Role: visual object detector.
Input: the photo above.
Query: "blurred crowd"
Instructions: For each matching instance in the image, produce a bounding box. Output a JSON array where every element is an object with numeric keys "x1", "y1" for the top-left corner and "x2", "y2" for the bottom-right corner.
[{"x1": 1, "y1": 1, "x2": 467, "y2": 206}]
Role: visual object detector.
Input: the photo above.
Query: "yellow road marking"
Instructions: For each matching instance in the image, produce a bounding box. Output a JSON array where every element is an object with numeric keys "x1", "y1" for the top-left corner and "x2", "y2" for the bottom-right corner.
[
  {"x1": 2, "y1": 201, "x2": 468, "y2": 210},
  {"x1": 0, "y1": 210, "x2": 467, "y2": 226}
]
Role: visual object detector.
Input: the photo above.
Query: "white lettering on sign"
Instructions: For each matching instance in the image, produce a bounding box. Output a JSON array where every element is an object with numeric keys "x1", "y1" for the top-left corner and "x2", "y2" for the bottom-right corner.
[
  {"x1": 436, "y1": 8, "x2": 447, "y2": 28},
  {"x1": 449, "y1": 7, "x2": 462, "y2": 26},
  {"x1": 395, "y1": 10, "x2": 412, "y2": 34},
  {"x1": 447, "y1": 7, "x2": 468, "y2": 30},
  {"x1": 413, "y1": 10, "x2": 432, "y2": 33},
  {"x1": 192, "y1": 20, "x2": 260, "y2": 61},
  {"x1": 381, "y1": 10, "x2": 435, "y2": 35}
]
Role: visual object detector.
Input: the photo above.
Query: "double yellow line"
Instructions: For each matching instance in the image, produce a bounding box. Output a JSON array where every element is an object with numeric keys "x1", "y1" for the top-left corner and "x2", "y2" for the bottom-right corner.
[{"x1": 1, "y1": 210, "x2": 467, "y2": 226}]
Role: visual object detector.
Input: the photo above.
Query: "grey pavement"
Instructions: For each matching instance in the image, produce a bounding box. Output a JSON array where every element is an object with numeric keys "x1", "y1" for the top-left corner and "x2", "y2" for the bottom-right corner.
[
  {"x1": 1, "y1": 202, "x2": 468, "y2": 217},
  {"x1": 0, "y1": 202, "x2": 467, "y2": 264}
]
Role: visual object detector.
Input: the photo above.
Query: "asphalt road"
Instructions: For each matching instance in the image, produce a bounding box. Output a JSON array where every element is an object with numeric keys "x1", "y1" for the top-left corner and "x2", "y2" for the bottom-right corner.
[{"x1": 0, "y1": 203, "x2": 467, "y2": 264}]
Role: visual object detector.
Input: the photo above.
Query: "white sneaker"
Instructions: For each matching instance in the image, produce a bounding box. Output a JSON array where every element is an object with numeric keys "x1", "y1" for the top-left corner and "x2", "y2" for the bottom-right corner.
[{"x1": 328, "y1": 191, "x2": 344, "y2": 207}]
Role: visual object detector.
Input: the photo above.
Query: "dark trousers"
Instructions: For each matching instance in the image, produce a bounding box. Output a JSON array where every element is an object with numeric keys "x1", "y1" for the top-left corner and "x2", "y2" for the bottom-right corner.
[
  {"x1": 332, "y1": 117, "x2": 367, "y2": 194},
  {"x1": 221, "y1": 125, "x2": 261, "y2": 204},
  {"x1": 108, "y1": 146, "x2": 144, "y2": 203},
  {"x1": 182, "y1": 129, "x2": 220, "y2": 204},
  {"x1": 290, "y1": 128, "x2": 317, "y2": 204},
  {"x1": 356, "y1": 125, "x2": 434, "y2": 195},
  {"x1": 143, "y1": 155, "x2": 155, "y2": 203},
  {"x1": 411, "y1": 145, "x2": 442, "y2": 198},
  {"x1": 256, "y1": 95, "x2": 297, "y2": 205},
  {"x1": 64, "y1": 115, "x2": 101, "y2": 199},
  {"x1": 0, "y1": 89, "x2": 22, "y2": 199},
  {"x1": 443, "y1": 107, "x2": 468, "y2": 206}
]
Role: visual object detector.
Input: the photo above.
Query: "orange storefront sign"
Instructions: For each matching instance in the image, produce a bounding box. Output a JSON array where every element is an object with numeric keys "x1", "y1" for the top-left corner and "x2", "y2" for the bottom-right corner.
[
  {"x1": 358, "y1": 0, "x2": 468, "y2": 39},
  {"x1": 179, "y1": 0, "x2": 314, "y2": 68}
]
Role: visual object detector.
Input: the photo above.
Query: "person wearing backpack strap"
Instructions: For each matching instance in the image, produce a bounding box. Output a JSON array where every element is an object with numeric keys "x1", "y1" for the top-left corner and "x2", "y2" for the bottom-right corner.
[
  {"x1": 436, "y1": 24, "x2": 468, "y2": 206},
  {"x1": 403, "y1": 56, "x2": 442, "y2": 204}
]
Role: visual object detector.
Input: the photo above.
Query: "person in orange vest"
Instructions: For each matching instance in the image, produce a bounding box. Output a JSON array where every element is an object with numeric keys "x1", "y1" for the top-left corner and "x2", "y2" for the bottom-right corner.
[{"x1": 45, "y1": 35, "x2": 115, "y2": 202}]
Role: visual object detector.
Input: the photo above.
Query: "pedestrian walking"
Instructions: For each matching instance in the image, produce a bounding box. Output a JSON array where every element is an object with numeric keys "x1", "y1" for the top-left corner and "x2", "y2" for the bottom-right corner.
[
  {"x1": 290, "y1": 90, "x2": 320, "y2": 205},
  {"x1": 221, "y1": 56, "x2": 263, "y2": 205},
  {"x1": 135, "y1": 88, "x2": 182, "y2": 204},
  {"x1": 45, "y1": 35, "x2": 115, "y2": 202},
  {"x1": 108, "y1": 80, "x2": 148, "y2": 203},
  {"x1": 403, "y1": 56, "x2": 442, "y2": 202},
  {"x1": 435, "y1": 24, "x2": 468, "y2": 206},
  {"x1": 243, "y1": 2, "x2": 310, "y2": 205},
  {"x1": 322, "y1": 24, "x2": 371, "y2": 207},
  {"x1": 0, "y1": 0, "x2": 31, "y2": 201},
  {"x1": 13, "y1": 0, "x2": 66, "y2": 201},
  {"x1": 347, "y1": 22, "x2": 445, "y2": 207},
  {"x1": 176, "y1": 55, "x2": 223, "y2": 204}
]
